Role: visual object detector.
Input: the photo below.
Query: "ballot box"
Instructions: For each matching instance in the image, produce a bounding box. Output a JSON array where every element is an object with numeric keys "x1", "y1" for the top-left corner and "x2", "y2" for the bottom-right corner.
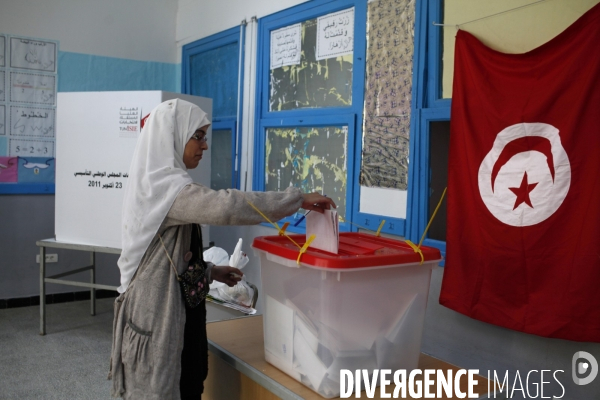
[{"x1": 252, "y1": 233, "x2": 442, "y2": 398}]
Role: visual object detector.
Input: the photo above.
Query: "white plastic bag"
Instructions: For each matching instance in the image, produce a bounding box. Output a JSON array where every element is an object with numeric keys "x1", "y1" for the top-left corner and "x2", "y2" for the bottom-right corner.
[
  {"x1": 203, "y1": 246, "x2": 229, "y2": 266},
  {"x1": 229, "y1": 238, "x2": 249, "y2": 269},
  {"x1": 204, "y1": 239, "x2": 251, "y2": 301},
  {"x1": 203, "y1": 246, "x2": 229, "y2": 289},
  {"x1": 217, "y1": 280, "x2": 255, "y2": 307}
]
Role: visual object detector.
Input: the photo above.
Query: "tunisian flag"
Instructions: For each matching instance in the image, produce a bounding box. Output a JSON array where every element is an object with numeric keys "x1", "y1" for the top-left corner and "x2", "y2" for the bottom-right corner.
[{"x1": 440, "y1": 3, "x2": 600, "y2": 342}]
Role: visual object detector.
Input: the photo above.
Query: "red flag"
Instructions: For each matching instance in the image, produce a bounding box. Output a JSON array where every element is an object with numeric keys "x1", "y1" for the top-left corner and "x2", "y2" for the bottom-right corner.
[{"x1": 440, "y1": 3, "x2": 600, "y2": 342}]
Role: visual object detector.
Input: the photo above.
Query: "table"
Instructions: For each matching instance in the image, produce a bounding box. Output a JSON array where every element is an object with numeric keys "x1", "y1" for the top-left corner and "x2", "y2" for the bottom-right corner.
[
  {"x1": 206, "y1": 316, "x2": 495, "y2": 400},
  {"x1": 36, "y1": 238, "x2": 120, "y2": 335},
  {"x1": 35, "y1": 238, "x2": 256, "y2": 336}
]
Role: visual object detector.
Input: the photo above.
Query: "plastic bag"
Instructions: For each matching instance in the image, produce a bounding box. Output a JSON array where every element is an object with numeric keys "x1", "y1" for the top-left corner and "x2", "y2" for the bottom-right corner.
[
  {"x1": 203, "y1": 246, "x2": 229, "y2": 266},
  {"x1": 204, "y1": 239, "x2": 252, "y2": 307},
  {"x1": 217, "y1": 280, "x2": 255, "y2": 307},
  {"x1": 229, "y1": 238, "x2": 249, "y2": 269}
]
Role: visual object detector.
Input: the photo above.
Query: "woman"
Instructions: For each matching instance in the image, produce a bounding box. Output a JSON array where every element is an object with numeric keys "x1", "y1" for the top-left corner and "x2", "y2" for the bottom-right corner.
[{"x1": 109, "y1": 99, "x2": 334, "y2": 399}]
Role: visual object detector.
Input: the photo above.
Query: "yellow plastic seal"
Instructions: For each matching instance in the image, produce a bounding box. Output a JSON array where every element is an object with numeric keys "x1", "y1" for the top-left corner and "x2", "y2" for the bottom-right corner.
[
  {"x1": 375, "y1": 220, "x2": 386, "y2": 237},
  {"x1": 297, "y1": 234, "x2": 316, "y2": 265},
  {"x1": 279, "y1": 222, "x2": 290, "y2": 236},
  {"x1": 405, "y1": 239, "x2": 425, "y2": 265}
]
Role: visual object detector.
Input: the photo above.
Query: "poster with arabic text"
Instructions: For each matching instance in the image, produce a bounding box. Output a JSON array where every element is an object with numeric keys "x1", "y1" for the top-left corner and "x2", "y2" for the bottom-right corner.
[{"x1": 0, "y1": 33, "x2": 58, "y2": 191}]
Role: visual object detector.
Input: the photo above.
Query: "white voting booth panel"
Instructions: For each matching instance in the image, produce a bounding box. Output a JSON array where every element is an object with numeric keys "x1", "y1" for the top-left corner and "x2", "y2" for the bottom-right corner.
[{"x1": 55, "y1": 91, "x2": 212, "y2": 249}]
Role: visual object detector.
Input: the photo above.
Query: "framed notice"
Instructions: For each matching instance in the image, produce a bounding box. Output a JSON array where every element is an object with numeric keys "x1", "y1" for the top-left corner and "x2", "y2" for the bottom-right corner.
[
  {"x1": 316, "y1": 8, "x2": 354, "y2": 60},
  {"x1": 10, "y1": 72, "x2": 56, "y2": 105},
  {"x1": 9, "y1": 138, "x2": 54, "y2": 157},
  {"x1": 10, "y1": 37, "x2": 57, "y2": 72},
  {"x1": 270, "y1": 24, "x2": 302, "y2": 69},
  {"x1": 0, "y1": 33, "x2": 58, "y2": 194},
  {"x1": 10, "y1": 106, "x2": 55, "y2": 137}
]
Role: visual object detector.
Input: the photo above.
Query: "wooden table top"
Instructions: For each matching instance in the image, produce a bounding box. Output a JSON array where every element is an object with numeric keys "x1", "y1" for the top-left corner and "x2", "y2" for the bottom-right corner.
[{"x1": 207, "y1": 315, "x2": 492, "y2": 400}]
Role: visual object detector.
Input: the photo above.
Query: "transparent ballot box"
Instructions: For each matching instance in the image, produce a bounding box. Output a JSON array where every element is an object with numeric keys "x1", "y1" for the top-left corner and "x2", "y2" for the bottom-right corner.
[{"x1": 252, "y1": 233, "x2": 442, "y2": 398}]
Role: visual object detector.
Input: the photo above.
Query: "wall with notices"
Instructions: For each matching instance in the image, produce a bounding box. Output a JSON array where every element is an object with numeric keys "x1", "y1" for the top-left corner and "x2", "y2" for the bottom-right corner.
[
  {"x1": 0, "y1": 0, "x2": 182, "y2": 192},
  {"x1": 0, "y1": 0, "x2": 181, "y2": 300}
]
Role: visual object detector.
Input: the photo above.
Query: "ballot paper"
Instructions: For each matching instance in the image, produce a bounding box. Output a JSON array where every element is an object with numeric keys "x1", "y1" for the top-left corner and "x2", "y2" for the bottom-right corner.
[
  {"x1": 375, "y1": 294, "x2": 422, "y2": 369},
  {"x1": 306, "y1": 209, "x2": 339, "y2": 254},
  {"x1": 293, "y1": 326, "x2": 329, "y2": 390},
  {"x1": 264, "y1": 295, "x2": 295, "y2": 371}
]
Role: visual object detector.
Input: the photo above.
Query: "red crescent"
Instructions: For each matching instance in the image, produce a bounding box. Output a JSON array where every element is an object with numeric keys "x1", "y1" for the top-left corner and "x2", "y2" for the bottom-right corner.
[{"x1": 491, "y1": 136, "x2": 555, "y2": 192}]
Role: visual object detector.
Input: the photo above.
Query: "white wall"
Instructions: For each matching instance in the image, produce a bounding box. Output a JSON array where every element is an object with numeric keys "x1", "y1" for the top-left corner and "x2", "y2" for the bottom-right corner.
[
  {"x1": 0, "y1": 0, "x2": 180, "y2": 301},
  {"x1": 176, "y1": 0, "x2": 308, "y2": 48},
  {"x1": 175, "y1": 0, "x2": 309, "y2": 194},
  {"x1": 442, "y1": 0, "x2": 599, "y2": 98},
  {"x1": 1, "y1": 0, "x2": 178, "y2": 62}
]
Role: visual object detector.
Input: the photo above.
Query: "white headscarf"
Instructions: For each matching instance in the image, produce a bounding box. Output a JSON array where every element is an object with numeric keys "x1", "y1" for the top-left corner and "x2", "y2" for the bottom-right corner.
[{"x1": 117, "y1": 99, "x2": 210, "y2": 293}]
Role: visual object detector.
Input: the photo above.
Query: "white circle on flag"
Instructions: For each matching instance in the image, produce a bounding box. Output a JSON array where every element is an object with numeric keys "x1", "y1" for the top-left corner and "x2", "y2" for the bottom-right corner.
[{"x1": 478, "y1": 123, "x2": 571, "y2": 227}]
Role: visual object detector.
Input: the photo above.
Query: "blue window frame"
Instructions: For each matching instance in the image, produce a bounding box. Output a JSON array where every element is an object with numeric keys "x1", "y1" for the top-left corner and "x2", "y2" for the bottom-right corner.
[
  {"x1": 254, "y1": 0, "x2": 367, "y2": 233},
  {"x1": 250, "y1": 0, "x2": 450, "y2": 248},
  {"x1": 406, "y1": 0, "x2": 450, "y2": 262},
  {"x1": 426, "y1": 0, "x2": 451, "y2": 109},
  {"x1": 182, "y1": 26, "x2": 245, "y2": 189},
  {"x1": 0, "y1": 182, "x2": 54, "y2": 194},
  {"x1": 211, "y1": 118, "x2": 239, "y2": 189},
  {"x1": 255, "y1": 114, "x2": 356, "y2": 233},
  {"x1": 356, "y1": 0, "x2": 430, "y2": 238}
]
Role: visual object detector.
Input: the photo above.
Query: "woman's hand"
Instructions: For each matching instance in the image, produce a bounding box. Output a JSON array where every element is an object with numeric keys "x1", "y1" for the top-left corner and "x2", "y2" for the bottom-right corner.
[
  {"x1": 211, "y1": 266, "x2": 243, "y2": 287},
  {"x1": 301, "y1": 192, "x2": 337, "y2": 213}
]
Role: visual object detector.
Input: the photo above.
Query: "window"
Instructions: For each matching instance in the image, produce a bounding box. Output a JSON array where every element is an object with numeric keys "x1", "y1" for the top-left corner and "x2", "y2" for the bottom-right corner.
[
  {"x1": 254, "y1": 0, "x2": 366, "y2": 233},
  {"x1": 187, "y1": 0, "x2": 449, "y2": 245},
  {"x1": 182, "y1": 26, "x2": 244, "y2": 189},
  {"x1": 406, "y1": 0, "x2": 450, "y2": 261},
  {"x1": 210, "y1": 119, "x2": 237, "y2": 190},
  {"x1": 262, "y1": 119, "x2": 353, "y2": 221},
  {"x1": 268, "y1": 14, "x2": 353, "y2": 112}
]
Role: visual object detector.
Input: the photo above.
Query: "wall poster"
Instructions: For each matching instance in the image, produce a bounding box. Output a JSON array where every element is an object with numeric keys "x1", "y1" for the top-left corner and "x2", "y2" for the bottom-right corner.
[
  {"x1": 360, "y1": 0, "x2": 415, "y2": 189},
  {"x1": 0, "y1": 33, "x2": 58, "y2": 190}
]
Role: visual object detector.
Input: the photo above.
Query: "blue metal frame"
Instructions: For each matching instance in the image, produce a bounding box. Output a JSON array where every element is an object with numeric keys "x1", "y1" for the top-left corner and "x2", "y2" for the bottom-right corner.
[
  {"x1": 181, "y1": 25, "x2": 245, "y2": 190},
  {"x1": 254, "y1": 0, "x2": 366, "y2": 234},
  {"x1": 426, "y1": 0, "x2": 451, "y2": 109},
  {"x1": 0, "y1": 183, "x2": 55, "y2": 194},
  {"x1": 352, "y1": 0, "x2": 431, "y2": 238},
  {"x1": 257, "y1": 0, "x2": 366, "y2": 121},
  {"x1": 399, "y1": 0, "x2": 451, "y2": 263},
  {"x1": 252, "y1": 0, "x2": 451, "y2": 245},
  {"x1": 181, "y1": 26, "x2": 244, "y2": 97},
  {"x1": 211, "y1": 118, "x2": 239, "y2": 188},
  {"x1": 408, "y1": 107, "x2": 450, "y2": 245}
]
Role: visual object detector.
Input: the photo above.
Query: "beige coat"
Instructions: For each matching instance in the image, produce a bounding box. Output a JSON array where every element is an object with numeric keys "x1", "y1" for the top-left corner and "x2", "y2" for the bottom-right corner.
[{"x1": 109, "y1": 184, "x2": 302, "y2": 399}]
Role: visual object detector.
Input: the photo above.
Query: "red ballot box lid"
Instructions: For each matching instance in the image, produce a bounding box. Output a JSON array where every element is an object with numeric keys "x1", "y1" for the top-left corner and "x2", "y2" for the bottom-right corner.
[{"x1": 252, "y1": 232, "x2": 442, "y2": 270}]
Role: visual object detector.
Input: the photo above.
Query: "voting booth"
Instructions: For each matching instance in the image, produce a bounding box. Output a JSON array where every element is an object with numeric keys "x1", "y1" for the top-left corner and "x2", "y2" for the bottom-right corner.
[
  {"x1": 253, "y1": 233, "x2": 442, "y2": 398},
  {"x1": 55, "y1": 91, "x2": 212, "y2": 248}
]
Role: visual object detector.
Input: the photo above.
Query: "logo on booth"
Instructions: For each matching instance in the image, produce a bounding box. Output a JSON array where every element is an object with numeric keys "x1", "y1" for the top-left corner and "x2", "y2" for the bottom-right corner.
[
  {"x1": 572, "y1": 351, "x2": 598, "y2": 386},
  {"x1": 478, "y1": 123, "x2": 571, "y2": 227}
]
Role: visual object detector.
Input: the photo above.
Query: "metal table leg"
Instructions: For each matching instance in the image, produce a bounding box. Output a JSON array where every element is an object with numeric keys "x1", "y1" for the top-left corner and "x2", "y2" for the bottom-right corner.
[
  {"x1": 39, "y1": 246, "x2": 46, "y2": 336},
  {"x1": 90, "y1": 251, "x2": 96, "y2": 316}
]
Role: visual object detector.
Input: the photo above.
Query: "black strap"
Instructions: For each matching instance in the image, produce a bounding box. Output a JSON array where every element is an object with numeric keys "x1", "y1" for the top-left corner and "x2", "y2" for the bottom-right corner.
[{"x1": 189, "y1": 224, "x2": 205, "y2": 264}]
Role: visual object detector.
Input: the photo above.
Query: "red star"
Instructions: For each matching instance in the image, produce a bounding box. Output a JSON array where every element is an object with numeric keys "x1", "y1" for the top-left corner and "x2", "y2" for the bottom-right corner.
[{"x1": 509, "y1": 171, "x2": 538, "y2": 210}]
